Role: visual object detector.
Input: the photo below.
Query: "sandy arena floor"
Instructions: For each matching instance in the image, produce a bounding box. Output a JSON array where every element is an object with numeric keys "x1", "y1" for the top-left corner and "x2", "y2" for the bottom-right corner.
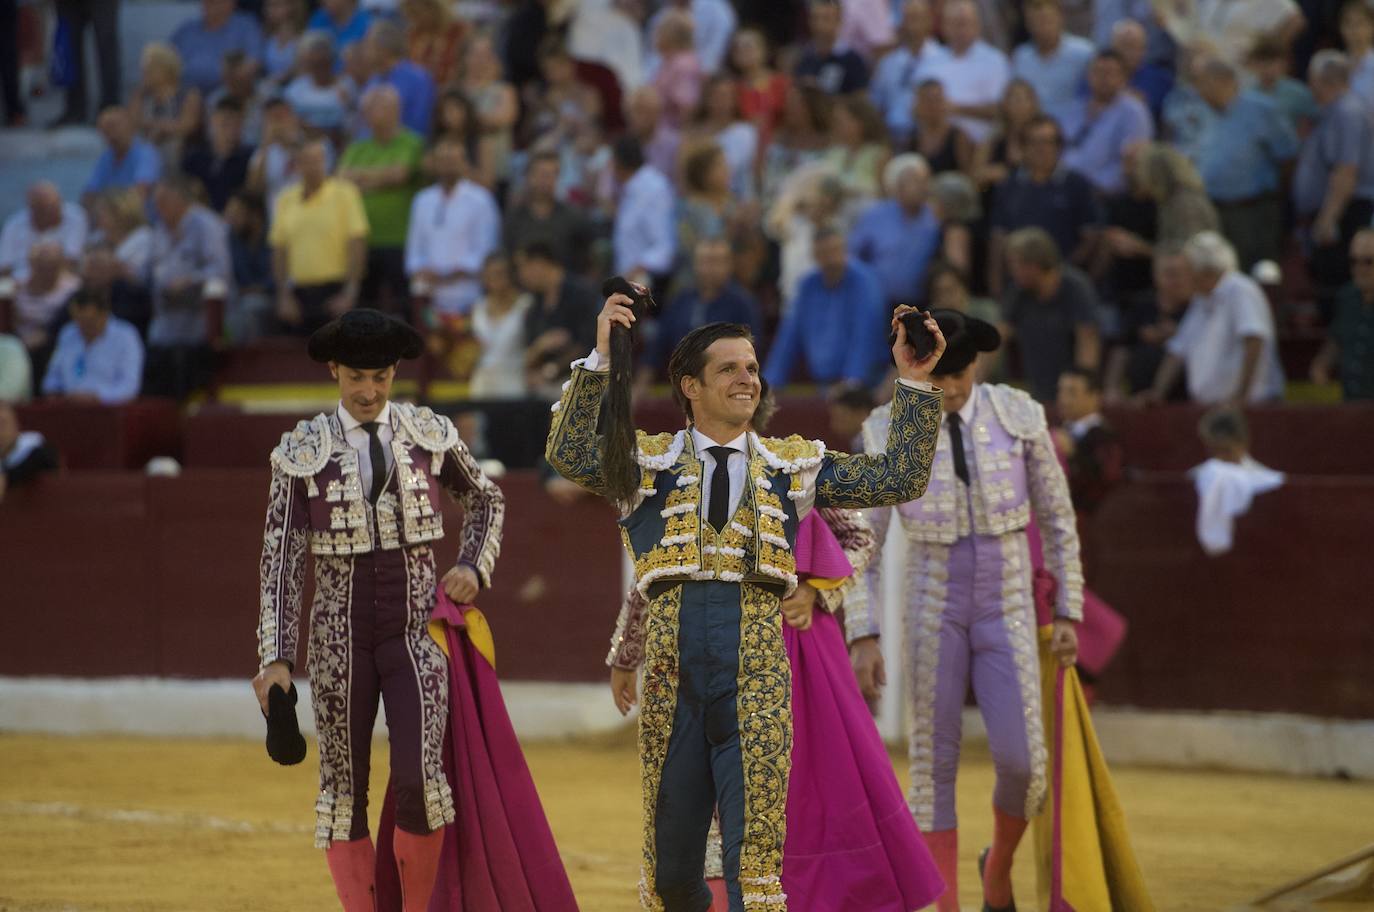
[{"x1": 0, "y1": 730, "x2": 1371, "y2": 912}]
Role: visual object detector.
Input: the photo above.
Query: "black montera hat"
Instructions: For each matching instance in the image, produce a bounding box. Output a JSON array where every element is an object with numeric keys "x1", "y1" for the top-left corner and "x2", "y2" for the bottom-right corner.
[
  {"x1": 928, "y1": 308, "x2": 1002, "y2": 377},
  {"x1": 307, "y1": 308, "x2": 424, "y2": 369}
]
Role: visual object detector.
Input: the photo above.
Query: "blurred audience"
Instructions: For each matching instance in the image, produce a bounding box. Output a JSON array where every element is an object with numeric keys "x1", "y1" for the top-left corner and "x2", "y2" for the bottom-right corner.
[
  {"x1": 503, "y1": 152, "x2": 592, "y2": 274},
  {"x1": 1310, "y1": 228, "x2": 1374, "y2": 401},
  {"x1": 1061, "y1": 50, "x2": 1155, "y2": 197},
  {"x1": 517, "y1": 241, "x2": 599, "y2": 397},
  {"x1": 307, "y1": 0, "x2": 374, "y2": 51},
  {"x1": 224, "y1": 191, "x2": 274, "y2": 342},
  {"x1": 86, "y1": 107, "x2": 162, "y2": 204},
  {"x1": 13, "y1": 242, "x2": 80, "y2": 359},
  {"x1": 848, "y1": 153, "x2": 941, "y2": 310},
  {"x1": 170, "y1": 0, "x2": 265, "y2": 95},
  {"x1": 650, "y1": 9, "x2": 705, "y2": 129},
  {"x1": 205, "y1": 50, "x2": 268, "y2": 145},
  {"x1": 284, "y1": 32, "x2": 355, "y2": 136},
  {"x1": 182, "y1": 98, "x2": 256, "y2": 213},
  {"x1": 402, "y1": 0, "x2": 466, "y2": 87},
  {"x1": 262, "y1": 0, "x2": 307, "y2": 84},
  {"x1": 611, "y1": 137, "x2": 676, "y2": 287},
  {"x1": 364, "y1": 19, "x2": 435, "y2": 137},
  {"x1": 0, "y1": 183, "x2": 88, "y2": 281},
  {"x1": 51, "y1": 0, "x2": 122, "y2": 125},
  {"x1": 870, "y1": 0, "x2": 949, "y2": 142},
  {"x1": 1053, "y1": 366, "x2": 1124, "y2": 515},
  {"x1": 41, "y1": 287, "x2": 144, "y2": 405},
  {"x1": 795, "y1": 0, "x2": 869, "y2": 96},
  {"x1": 928, "y1": 0, "x2": 1010, "y2": 144},
  {"x1": 904, "y1": 79, "x2": 972, "y2": 174},
  {"x1": 462, "y1": 34, "x2": 519, "y2": 190},
  {"x1": 469, "y1": 253, "x2": 533, "y2": 399},
  {"x1": 643, "y1": 237, "x2": 763, "y2": 381},
  {"x1": 0, "y1": 402, "x2": 58, "y2": 500},
  {"x1": 1011, "y1": 0, "x2": 1094, "y2": 125},
  {"x1": 130, "y1": 43, "x2": 203, "y2": 171}
]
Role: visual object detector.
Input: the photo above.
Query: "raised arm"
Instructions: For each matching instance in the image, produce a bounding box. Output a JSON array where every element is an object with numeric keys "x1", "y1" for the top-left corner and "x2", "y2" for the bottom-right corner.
[{"x1": 814, "y1": 378, "x2": 942, "y2": 509}]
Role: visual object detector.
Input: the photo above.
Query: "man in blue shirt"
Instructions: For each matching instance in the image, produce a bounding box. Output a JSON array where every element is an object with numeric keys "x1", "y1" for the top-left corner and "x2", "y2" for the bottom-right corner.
[
  {"x1": 1191, "y1": 56, "x2": 1299, "y2": 270},
  {"x1": 84, "y1": 107, "x2": 162, "y2": 205},
  {"x1": 642, "y1": 238, "x2": 763, "y2": 382},
  {"x1": 42, "y1": 288, "x2": 145, "y2": 405},
  {"x1": 308, "y1": 0, "x2": 374, "y2": 51},
  {"x1": 1010, "y1": 0, "x2": 1095, "y2": 126},
  {"x1": 848, "y1": 153, "x2": 942, "y2": 308},
  {"x1": 764, "y1": 227, "x2": 890, "y2": 389},
  {"x1": 170, "y1": 0, "x2": 265, "y2": 94},
  {"x1": 1110, "y1": 19, "x2": 1174, "y2": 125},
  {"x1": 362, "y1": 20, "x2": 436, "y2": 137},
  {"x1": 1061, "y1": 50, "x2": 1155, "y2": 196},
  {"x1": 870, "y1": 0, "x2": 950, "y2": 141}
]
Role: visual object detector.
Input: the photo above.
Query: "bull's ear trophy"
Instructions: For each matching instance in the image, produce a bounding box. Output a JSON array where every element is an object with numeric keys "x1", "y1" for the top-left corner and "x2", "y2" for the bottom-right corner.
[{"x1": 600, "y1": 276, "x2": 658, "y2": 511}]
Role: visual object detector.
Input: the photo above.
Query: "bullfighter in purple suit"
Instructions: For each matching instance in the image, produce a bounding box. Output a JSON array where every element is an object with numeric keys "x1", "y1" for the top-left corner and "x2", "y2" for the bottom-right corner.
[
  {"x1": 252, "y1": 308, "x2": 504, "y2": 912},
  {"x1": 855, "y1": 309, "x2": 1083, "y2": 912}
]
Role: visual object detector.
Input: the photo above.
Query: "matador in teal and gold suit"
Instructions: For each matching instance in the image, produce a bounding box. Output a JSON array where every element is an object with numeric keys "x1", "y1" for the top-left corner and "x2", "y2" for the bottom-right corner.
[{"x1": 546, "y1": 352, "x2": 942, "y2": 912}]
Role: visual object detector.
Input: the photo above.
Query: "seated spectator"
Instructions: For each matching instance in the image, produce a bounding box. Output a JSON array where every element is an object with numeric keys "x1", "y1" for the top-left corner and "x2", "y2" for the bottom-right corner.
[
  {"x1": 263, "y1": 0, "x2": 307, "y2": 85},
  {"x1": 870, "y1": 0, "x2": 949, "y2": 142},
  {"x1": 339, "y1": 85, "x2": 423, "y2": 312},
  {"x1": 763, "y1": 225, "x2": 889, "y2": 389},
  {"x1": 1310, "y1": 228, "x2": 1374, "y2": 401},
  {"x1": 645, "y1": 0, "x2": 737, "y2": 76},
  {"x1": 469, "y1": 253, "x2": 534, "y2": 400},
  {"x1": 85, "y1": 106, "x2": 163, "y2": 204},
  {"x1": 41, "y1": 288, "x2": 144, "y2": 405},
  {"x1": 307, "y1": 0, "x2": 374, "y2": 51},
  {"x1": 284, "y1": 32, "x2": 356, "y2": 137},
  {"x1": 1110, "y1": 19, "x2": 1173, "y2": 124},
  {"x1": 363, "y1": 19, "x2": 436, "y2": 137},
  {"x1": 759, "y1": 86, "x2": 830, "y2": 209},
  {"x1": 651, "y1": 10, "x2": 705, "y2": 130},
  {"x1": 794, "y1": 0, "x2": 868, "y2": 96},
  {"x1": 674, "y1": 142, "x2": 743, "y2": 284},
  {"x1": 145, "y1": 176, "x2": 232, "y2": 400},
  {"x1": 988, "y1": 113, "x2": 1102, "y2": 295},
  {"x1": 827, "y1": 382, "x2": 876, "y2": 450},
  {"x1": 1143, "y1": 231, "x2": 1284, "y2": 406},
  {"x1": 520, "y1": 37, "x2": 604, "y2": 150},
  {"x1": 0, "y1": 182, "x2": 88, "y2": 281},
  {"x1": 81, "y1": 243, "x2": 152, "y2": 339},
  {"x1": 1342, "y1": 0, "x2": 1374, "y2": 108},
  {"x1": 1247, "y1": 38, "x2": 1317, "y2": 137},
  {"x1": 503, "y1": 152, "x2": 593, "y2": 274},
  {"x1": 642, "y1": 238, "x2": 764, "y2": 381},
  {"x1": 170, "y1": 0, "x2": 265, "y2": 94},
  {"x1": 732, "y1": 28, "x2": 791, "y2": 150},
  {"x1": 687, "y1": 74, "x2": 760, "y2": 200},
  {"x1": 766, "y1": 166, "x2": 857, "y2": 308},
  {"x1": 1296, "y1": 50, "x2": 1374, "y2": 302},
  {"x1": 206, "y1": 51, "x2": 268, "y2": 146},
  {"x1": 405, "y1": 135, "x2": 501, "y2": 317},
  {"x1": 611, "y1": 137, "x2": 677, "y2": 287},
  {"x1": 182, "y1": 99, "x2": 256, "y2": 213},
  {"x1": 0, "y1": 402, "x2": 58, "y2": 500},
  {"x1": 929, "y1": 171, "x2": 985, "y2": 284},
  {"x1": 224, "y1": 191, "x2": 275, "y2": 342},
  {"x1": 1011, "y1": 0, "x2": 1094, "y2": 126},
  {"x1": 904, "y1": 79, "x2": 972, "y2": 175},
  {"x1": 130, "y1": 43, "x2": 203, "y2": 172},
  {"x1": 14, "y1": 242, "x2": 80, "y2": 358},
  {"x1": 402, "y1": 0, "x2": 466, "y2": 87},
  {"x1": 0, "y1": 333, "x2": 33, "y2": 403},
  {"x1": 517, "y1": 241, "x2": 600, "y2": 397},
  {"x1": 971, "y1": 78, "x2": 1040, "y2": 191},
  {"x1": 1000, "y1": 226, "x2": 1101, "y2": 403},
  {"x1": 1190, "y1": 407, "x2": 1285, "y2": 557},
  {"x1": 1053, "y1": 366, "x2": 1124, "y2": 516},
  {"x1": 269, "y1": 140, "x2": 367, "y2": 333},
  {"x1": 822, "y1": 95, "x2": 889, "y2": 199},
  {"x1": 839, "y1": 0, "x2": 896, "y2": 62},
  {"x1": 1105, "y1": 246, "x2": 1193, "y2": 399},
  {"x1": 90, "y1": 190, "x2": 155, "y2": 288},
  {"x1": 1190, "y1": 56, "x2": 1299, "y2": 271},
  {"x1": 927, "y1": 0, "x2": 1010, "y2": 145},
  {"x1": 1061, "y1": 50, "x2": 1155, "y2": 197},
  {"x1": 848, "y1": 153, "x2": 941, "y2": 309},
  {"x1": 462, "y1": 34, "x2": 519, "y2": 189}
]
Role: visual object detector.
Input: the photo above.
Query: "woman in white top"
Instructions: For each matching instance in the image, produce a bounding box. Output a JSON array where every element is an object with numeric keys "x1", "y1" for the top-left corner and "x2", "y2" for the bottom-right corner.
[{"x1": 469, "y1": 253, "x2": 533, "y2": 400}]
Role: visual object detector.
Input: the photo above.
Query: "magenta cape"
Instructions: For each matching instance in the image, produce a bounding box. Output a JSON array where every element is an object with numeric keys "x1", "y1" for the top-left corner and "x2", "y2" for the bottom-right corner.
[
  {"x1": 375, "y1": 593, "x2": 580, "y2": 912},
  {"x1": 779, "y1": 513, "x2": 945, "y2": 911}
]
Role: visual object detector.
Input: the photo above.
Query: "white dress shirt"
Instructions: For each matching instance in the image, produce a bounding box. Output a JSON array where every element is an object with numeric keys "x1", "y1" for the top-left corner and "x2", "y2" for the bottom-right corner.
[
  {"x1": 405, "y1": 179, "x2": 502, "y2": 316},
  {"x1": 928, "y1": 40, "x2": 1011, "y2": 144},
  {"x1": 1166, "y1": 271, "x2": 1285, "y2": 404},
  {"x1": 692, "y1": 427, "x2": 749, "y2": 522},
  {"x1": 337, "y1": 400, "x2": 394, "y2": 496},
  {"x1": 613, "y1": 165, "x2": 676, "y2": 276}
]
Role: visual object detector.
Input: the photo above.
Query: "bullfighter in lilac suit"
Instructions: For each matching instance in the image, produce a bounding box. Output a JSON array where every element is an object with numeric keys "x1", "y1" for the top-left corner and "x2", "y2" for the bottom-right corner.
[
  {"x1": 854, "y1": 309, "x2": 1083, "y2": 912},
  {"x1": 252, "y1": 309, "x2": 505, "y2": 912}
]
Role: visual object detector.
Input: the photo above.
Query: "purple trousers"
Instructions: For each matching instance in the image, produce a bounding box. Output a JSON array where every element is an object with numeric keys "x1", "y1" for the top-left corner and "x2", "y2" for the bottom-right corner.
[
  {"x1": 306, "y1": 543, "x2": 453, "y2": 847},
  {"x1": 903, "y1": 531, "x2": 1047, "y2": 832}
]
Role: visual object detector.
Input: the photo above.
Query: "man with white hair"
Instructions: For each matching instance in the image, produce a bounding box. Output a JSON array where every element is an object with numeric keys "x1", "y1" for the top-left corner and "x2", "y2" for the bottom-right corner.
[
  {"x1": 1295, "y1": 49, "x2": 1374, "y2": 297},
  {"x1": 1141, "y1": 231, "x2": 1284, "y2": 405},
  {"x1": 848, "y1": 153, "x2": 942, "y2": 309},
  {"x1": 362, "y1": 18, "x2": 435, "y2": 135},
  {"x1": 0, "y1": 183, "x2": 88, "y2": 281},
  {"x1": 926, "y1": 0, "x2": 1010, "y2": 143}
]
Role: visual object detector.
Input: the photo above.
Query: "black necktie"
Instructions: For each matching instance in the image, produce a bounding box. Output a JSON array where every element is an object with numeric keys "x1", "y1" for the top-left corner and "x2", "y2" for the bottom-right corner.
[
  {"x1": 948, "y1": 414, "x2": 971, "y2": 486},
  {"x1": 707, "y1": 446, "x2": 735, "y2": 532},
  {"x1": 362, "y1": 421, "x2": 387, "y2": 503}
]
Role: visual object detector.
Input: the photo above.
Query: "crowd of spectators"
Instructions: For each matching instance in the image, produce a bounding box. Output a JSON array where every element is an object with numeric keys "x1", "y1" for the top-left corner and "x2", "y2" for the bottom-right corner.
[{"x1": 1, "y1": 0, "x2": 1373, "y2": 424}]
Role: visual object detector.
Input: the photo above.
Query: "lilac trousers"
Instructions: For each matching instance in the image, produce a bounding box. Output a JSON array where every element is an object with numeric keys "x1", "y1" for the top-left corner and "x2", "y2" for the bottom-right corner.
[{"x1": 902, "y1": 531, "x2": 1047, "y2": 832}]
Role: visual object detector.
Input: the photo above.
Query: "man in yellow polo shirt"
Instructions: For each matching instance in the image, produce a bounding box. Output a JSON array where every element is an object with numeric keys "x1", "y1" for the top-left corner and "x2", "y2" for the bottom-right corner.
[{"x1": 270, "y1": 139, "x2": 370, "y2": 333}]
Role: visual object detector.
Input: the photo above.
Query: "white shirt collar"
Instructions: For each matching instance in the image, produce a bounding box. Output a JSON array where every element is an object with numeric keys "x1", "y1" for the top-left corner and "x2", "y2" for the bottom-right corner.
[
  {"x1": 337, "y1": 400, "x2": 391, "y2": 432},
  {"x1": 690, "y1": 426, "x2": 748, "y2": 457},
  {"x1": 1068, "y1": 412, "x2": 1104, "y2": 439},
  {"x1": 951, "y1": 384, "x2": 979, "y2": 426}
]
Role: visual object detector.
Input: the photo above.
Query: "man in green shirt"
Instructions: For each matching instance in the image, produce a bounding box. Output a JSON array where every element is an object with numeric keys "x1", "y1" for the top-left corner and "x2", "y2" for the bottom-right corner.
[{"x1": 339, "y1": 84, "x2": 424, "y2": 318}]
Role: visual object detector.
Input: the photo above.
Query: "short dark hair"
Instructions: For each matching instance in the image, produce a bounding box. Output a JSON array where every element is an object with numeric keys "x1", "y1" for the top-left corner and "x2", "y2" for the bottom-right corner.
[
  {"x1": 613, "y1": 135, "x2": 645, "y2": 171},
  {"x1": 828, "y1": 382, "x2": 875, "y2": 412},
  {"x1": 1094, "y1": 48, "x2": 1127, "y2": 68},
  {"x1": 1059, "y1": 366, "x2": 1101, "y2": 394},
  {"x1": 1021, "y1": 112, "x2": 1063, "y2": 146},
  {"x1": 1199, "y1": 407, "x2": 1249, "y2": 447},
  {"x1": 518, "y1": 240, "x2": 559, "y2": 265},
  {"x1": 528, "y1": 150, "x2": 561, "y2": 172},
  {"x1": 667, "y1": 322, "x2": 755, "y2": 421},
  {"x1": 213, "y1": 96, "x2": 245, "y2": 116},
  {"x1": 69, "y1": 285, "x2": 111, "y2": 312}
]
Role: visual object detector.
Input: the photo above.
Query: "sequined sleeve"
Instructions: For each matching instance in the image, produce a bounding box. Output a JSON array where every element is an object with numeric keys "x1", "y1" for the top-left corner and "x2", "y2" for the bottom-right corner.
[
  {"x1": 438, "y1": 440, "x2": 505, "y2": 588},
  {"x1": 606, "y1": 585, "x2": 648, "y2": 670},
  {"x1": 1026, "y1": 428, "x2": 1084, "y2": 621},
  {"x1": 815, "y1": 507, "x2": 876, "y2": 617},
  {"x1": 544, "y1": 363, "x2": 618, "y2": 496},
  {"x1": 257, "y1": 466, "x2": 310, "y2": 671},
  {"x1": 814, "y1": 381, "x2": 942, "y2": 510}
]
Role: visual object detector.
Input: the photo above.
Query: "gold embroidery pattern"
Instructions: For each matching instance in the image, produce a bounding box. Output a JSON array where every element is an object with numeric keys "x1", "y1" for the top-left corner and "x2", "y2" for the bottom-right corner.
[
  {"x1": 998, "y1": 533, "x2": 1048, "y2": 820},
  {"x1": 545, "y1": 366, "x2": 613, "y2": 495},
  {"x1": 816, "y1": 384, "x2": 942, "y2": 509},
  {"x1": 637, "y1": 585, "x2": 683, "y2": 912},
  {"x1": 904, "y1": 543, "x2": 951, "y2": 831},
  {"x1": 307, "y1": 554, "x2": 355, "y2": 848},
  {"x1": 737, "y1": 582, "x2": 792, "y2": 910},
  {"x1": 403, "y1": 544, "x2": 455, "y2": 831}
]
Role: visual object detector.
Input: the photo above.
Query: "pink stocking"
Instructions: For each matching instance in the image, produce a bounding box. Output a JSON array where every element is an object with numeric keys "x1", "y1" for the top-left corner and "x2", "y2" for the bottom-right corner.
[
  {"x1": 393, "y1": 828, "x2": 445, "y2": 912},
  {"x1": 983, "y1": 807, "x2": 1029, "y2": 908},
  {"x1": 923, "y1": 828, "x2": 961, "y2": 912},
  {"x1": 325, "y1": 837, "x2": 377, "y2": 912}
]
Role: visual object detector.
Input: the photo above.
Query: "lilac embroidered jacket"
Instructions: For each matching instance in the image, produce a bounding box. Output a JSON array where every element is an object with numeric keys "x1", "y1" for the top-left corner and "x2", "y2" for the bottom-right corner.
[
  {"x1": 257, "y1": 403, "x2": 505, "y2": 669},
  {"x1": 851, "y1": 383, "x2": 1084, "y2": 641}
]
